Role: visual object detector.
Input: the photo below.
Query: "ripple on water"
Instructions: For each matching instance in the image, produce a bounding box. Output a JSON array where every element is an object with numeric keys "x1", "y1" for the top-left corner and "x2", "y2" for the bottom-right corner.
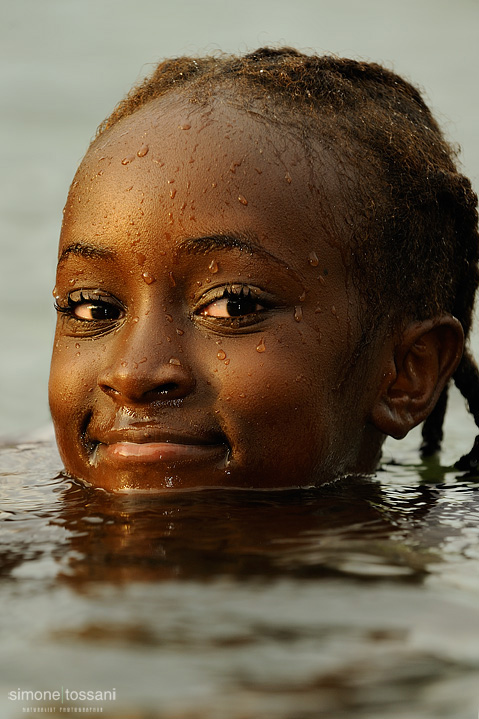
[{"x1": 1, "y1": 440, "x2": 479, "y2": 718}]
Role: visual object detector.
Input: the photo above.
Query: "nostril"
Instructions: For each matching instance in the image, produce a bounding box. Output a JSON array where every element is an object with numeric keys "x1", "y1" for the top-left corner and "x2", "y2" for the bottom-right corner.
[{"x1": 100, "y1": 380, "x2": 183, "y2": 401}]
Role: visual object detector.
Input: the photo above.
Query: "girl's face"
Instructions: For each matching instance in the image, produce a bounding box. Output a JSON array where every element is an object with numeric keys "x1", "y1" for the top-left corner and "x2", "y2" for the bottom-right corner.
[{"x1": 49, "y1": 95, "x2": 385, "y2": 491}]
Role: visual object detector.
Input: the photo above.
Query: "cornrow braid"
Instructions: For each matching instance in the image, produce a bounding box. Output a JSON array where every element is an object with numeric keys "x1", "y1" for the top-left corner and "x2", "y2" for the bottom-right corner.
[{"x1": 95, "y1": 47, "x2": 479, "y2": 470}]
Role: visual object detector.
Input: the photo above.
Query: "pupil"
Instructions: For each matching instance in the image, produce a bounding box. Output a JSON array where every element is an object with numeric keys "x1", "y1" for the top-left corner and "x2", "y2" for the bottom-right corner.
[
  {"x1": 226, "y1": 297, "x2": 256, "y2": 317},
  {"x1": 90, "y1": 303, "x2": 116, "y2": 320}
]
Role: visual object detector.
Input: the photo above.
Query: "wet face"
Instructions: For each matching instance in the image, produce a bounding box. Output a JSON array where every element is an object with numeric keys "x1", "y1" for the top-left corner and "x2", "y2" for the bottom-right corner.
[{"x1": 49, "y1": 95, "x2": 385, "y2": 491}]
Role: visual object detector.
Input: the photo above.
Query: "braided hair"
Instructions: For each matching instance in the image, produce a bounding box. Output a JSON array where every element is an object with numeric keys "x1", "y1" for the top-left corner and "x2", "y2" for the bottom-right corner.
[{"x1": 96, "y1": 47, "x2": 479, "y2": 470}]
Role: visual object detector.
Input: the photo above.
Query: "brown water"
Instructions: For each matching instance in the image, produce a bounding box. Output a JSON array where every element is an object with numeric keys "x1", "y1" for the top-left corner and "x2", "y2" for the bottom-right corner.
[{"x1": 2, "y1": 434, "x2": 479, "y2": 718}]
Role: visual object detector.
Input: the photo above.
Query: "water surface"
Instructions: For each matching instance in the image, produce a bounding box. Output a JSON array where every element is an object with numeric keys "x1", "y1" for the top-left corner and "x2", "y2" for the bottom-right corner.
[{"x1": 2, "y1": 432, "x2": 479, "y2": 718}]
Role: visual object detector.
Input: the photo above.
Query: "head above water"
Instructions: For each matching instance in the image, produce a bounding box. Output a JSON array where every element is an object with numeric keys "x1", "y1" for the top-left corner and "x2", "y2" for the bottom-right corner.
[{"x1": 49, "y1": 47, "x2": 479, "y2": 492}]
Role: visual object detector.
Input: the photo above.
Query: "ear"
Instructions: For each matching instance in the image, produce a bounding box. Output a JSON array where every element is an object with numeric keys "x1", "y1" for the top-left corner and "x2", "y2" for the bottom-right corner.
[{"x1": 370, "y1": 316, "x2": 464, "y2": 439}]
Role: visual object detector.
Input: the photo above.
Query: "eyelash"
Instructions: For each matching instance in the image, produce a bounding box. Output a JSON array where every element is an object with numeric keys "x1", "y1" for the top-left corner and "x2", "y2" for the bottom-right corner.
[
  {"x1": 54, "y1": 283, "x2": 278, "y2": 335},
  {"x1": 54, "y1": 290, "x2": 124, "y2": 324},
  {"x1": 195, "y1": 284, "x2": 277, "y2": 327}
]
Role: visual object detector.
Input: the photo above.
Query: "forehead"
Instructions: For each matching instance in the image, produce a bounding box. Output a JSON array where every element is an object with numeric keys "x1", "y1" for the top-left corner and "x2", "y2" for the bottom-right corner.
[{"x1": 62, "y1": 95, "x2": 357, "y2": 275}]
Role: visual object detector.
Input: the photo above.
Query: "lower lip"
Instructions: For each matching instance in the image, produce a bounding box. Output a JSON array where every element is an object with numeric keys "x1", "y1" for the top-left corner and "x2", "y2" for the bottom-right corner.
[{"x1": 99, "y1": 441, "x2": 227, "y2": 465}]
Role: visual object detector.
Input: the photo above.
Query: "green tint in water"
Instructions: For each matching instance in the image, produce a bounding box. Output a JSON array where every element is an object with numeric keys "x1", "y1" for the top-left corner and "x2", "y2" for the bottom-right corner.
[{"x1": 1, "y1": 440, "x2": 479, "y2": 718}]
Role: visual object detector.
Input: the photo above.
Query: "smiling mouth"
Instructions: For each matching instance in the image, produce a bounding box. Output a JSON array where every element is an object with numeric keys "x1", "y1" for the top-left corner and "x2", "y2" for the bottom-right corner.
[
  {"x1": 99, "y1": 440, "x2": 228, "y2": 465},
  {"x1": 89, "y1": 427, "x2": 230, "y2": 468}
]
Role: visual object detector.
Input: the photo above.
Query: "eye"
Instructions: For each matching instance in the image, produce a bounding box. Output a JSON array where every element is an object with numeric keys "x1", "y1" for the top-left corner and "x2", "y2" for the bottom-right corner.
[
  {"x1": 194, "y1": 284, "x2": 280, "y2": 331},
  {"x1": 55, "y1": 290, "x2": 124, "y2": 322},
  {"x1": 201, "y1": 286, "x2": 264, "y2": 318}
]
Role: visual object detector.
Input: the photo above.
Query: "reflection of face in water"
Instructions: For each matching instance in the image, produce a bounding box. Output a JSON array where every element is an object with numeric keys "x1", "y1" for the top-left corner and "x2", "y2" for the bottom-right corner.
[
  {"x1": 48, "y1": 476, "x2": 437, "y2": 585},
  {"x1": 49, "y1": 95, "x2": 391, "y2": 492}
]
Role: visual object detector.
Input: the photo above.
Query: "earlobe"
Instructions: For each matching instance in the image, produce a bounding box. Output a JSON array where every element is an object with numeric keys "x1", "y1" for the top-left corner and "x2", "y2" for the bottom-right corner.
[{"x1": 370, "y1": 316, "x2": 464, "y2": 439}]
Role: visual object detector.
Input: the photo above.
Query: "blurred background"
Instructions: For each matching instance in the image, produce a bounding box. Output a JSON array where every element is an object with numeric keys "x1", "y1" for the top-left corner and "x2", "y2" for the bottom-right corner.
[{"x1": 1, "y1": 0, "x2": 478, "y2": 437}]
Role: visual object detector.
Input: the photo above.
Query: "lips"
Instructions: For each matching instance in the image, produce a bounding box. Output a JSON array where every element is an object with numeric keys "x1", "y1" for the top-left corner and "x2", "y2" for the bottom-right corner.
[{"x1": 89, "y1": 424, "x2": 230, "y2": 468}]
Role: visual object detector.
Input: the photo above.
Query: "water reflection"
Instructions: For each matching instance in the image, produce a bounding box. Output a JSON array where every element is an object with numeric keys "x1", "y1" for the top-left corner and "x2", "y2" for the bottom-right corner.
[
  {"x1": 0, "y1": 443, "x2": 442, "y2": 586},
  {"x1": 2, "y1": 441, "x2": 479, "y2": 719}
]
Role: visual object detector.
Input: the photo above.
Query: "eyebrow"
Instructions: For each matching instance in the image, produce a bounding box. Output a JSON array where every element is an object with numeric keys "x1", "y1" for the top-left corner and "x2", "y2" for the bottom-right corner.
[
  {"x1": 57, "y1": 243, "x2": 117, "y2": 266},
  {"x1": 57, "y1": 233, "x2": 292, "y2": 272},
  {"x1": 176, "y1": 231, "x2": 289, "y2": 268}
]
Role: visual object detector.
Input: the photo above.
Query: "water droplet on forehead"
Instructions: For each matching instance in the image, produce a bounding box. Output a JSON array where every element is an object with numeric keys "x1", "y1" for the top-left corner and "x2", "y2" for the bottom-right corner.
[
  {"x1": 238, "y1": 194, "x2": 248, "y2": 206},
  {"x1": 137, "y1": 144, "x2": 149, "y2": 157},
  {"x1": 256, "y1": 337, "x2": 266, "y2": 353},
  {"x1": 285, "y1": 172, "x2": 292, "y2": 184},
  {"x1": 136, "y1": 253, "x2": 146, "y2": 266},
  {"x1": 169, "y1": 357, "x2": 181, "y2": 366},
  {"x1": 121, "y1": 156, "x2": 135, "y2": 165},
  {"x1": 169, "y1": 188, "x2": 177, "y2": 199},
  {"x1": 217, "y1": 350, "x2": 226, "y2": 360},
  {"x1": 308, "y1": 251, "x2": 319, "y2": 267},
  {"x1": 165, "y1": 314, "x2": 173, "y2": 322},
  {"x1": 208, "y1": 259, "x2": 219, "y2": 274},
  {"x1": 294, "y1": 306, "x2": 303, "y2": 322},
  {"x1": 142, "y1": 272, "x2": 156, "y2": 284},
  {"x1": 168, "y1": 272, "x2": 176, "y2": 287},
  {"x1": 179, "y1": 124, "x2": 191, "y2": 130},
  {"x1": 176, "y1": 328, "x2": 184, "y2": 336}
]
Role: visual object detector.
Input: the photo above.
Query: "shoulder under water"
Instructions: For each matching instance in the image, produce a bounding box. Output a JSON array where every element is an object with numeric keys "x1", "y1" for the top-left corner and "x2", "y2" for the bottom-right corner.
[{"x1": 1, "y1": 394, "x2": 479, "y2": 718}]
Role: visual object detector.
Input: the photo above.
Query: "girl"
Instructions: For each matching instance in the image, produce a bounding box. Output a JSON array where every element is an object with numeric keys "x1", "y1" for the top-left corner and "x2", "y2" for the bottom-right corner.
[{"x1": 49, "y1": 48, "x2": 478, "y2": 491}]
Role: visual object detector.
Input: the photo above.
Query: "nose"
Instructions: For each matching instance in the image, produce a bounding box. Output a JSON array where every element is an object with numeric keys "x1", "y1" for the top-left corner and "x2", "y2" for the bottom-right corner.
[{"x1": 98, "y1": 324, "x2": 196, "y2": 404}]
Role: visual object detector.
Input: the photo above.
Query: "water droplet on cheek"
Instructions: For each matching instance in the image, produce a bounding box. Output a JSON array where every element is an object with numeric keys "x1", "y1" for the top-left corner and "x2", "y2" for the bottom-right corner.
[
  {"x1": 170, "y1": 188, "x2": 177, "y2": 199},
  {"x1": 217, "y1": 350, "x2": 226, "y2": 360},
  {"x1": 169, "y1": 357, "x2": 181, "y2": 366},
  {"x1": 137, "y1": 253, "x2": 146, "y2": 266},
  {"x1": 256, "y1": 337, "x2": 266, "y2": 353},
  {"x1": 179, "y1": 124, "x2": 191, "y2": 130},
  {"x1": 137, "y1": 144, "x2": 149, "y2": 157},
  {"x1": 238, "y1": 194, "x2": 248, "y2": 206},
  {"x1": 308, "y1": 251, "x2": 319, "y2": 267},
  {"x1": 121, "y1": 156, "x2": 135, "y2": 165},
  {"x1": 176, "y1": 328, "x2": 184, "y2": 336},
  {"x1": 142, "y1": 272, "x2": 156, "y2": 284},
  {"x1": 208, "y1": 259, "x2": 219, "y2": 274},
  {"x1": 294, "y1": 306, "x2": 303, "y2": 322},
  {"x1": 168, "y1": 272, "x2": 176, "y2": 287}
]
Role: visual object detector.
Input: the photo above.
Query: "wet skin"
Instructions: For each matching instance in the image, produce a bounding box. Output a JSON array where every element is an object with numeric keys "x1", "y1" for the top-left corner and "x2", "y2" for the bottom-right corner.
[{"x1": 49, "y1": 95, "x2": 387, "y2": 491}]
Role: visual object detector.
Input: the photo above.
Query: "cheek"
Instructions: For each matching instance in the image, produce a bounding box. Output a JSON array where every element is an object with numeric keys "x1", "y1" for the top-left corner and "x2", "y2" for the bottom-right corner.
[
  {"x1": 208, "y1": 332, "x2": 332, "y2": 456},
  {"x1": 49, "y1": 336, "x2": 99, "y2": 420}
]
